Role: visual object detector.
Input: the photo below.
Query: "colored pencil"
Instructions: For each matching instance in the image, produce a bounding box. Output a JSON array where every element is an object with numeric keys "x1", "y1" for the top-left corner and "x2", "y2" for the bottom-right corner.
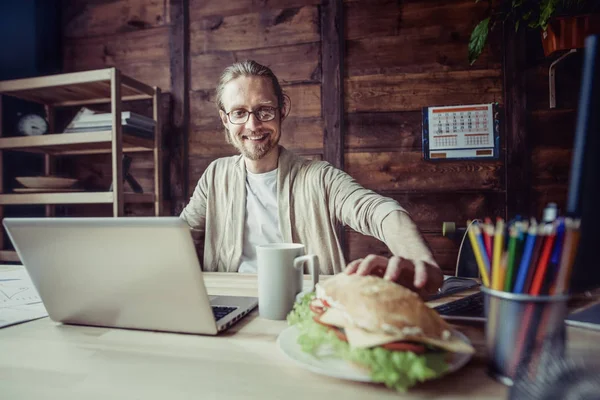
[
  {"x1": 483, "y1": 217, "x2": 494, "y2": 261},
  {"x1": 475, "y1": 224, "x2": 492, "y2": 277},
  {"x1": 513, "y1": 221, "x2": 538, "y2": 294},
  {"x1": 467, "y1": 223, "x2": 490, "y2": 287},
  {"x1": 553, "y1": 218, "x2": 581, "y2": 295},
  {"x1": 504, "y1": 225, "x2": 519, "y2": 292},
  {"x1": 529, "y1": 224, "x2": 558, "y2": 295},
  {"x1": 523, "y1": 225, "x2": 547, "y2": 294},
  {"x1": 491, "y1": 218, "x2": 505, "y2": 291},
  {"x1": 541, "y1": 219, "x2": 565, "y2": 294}
]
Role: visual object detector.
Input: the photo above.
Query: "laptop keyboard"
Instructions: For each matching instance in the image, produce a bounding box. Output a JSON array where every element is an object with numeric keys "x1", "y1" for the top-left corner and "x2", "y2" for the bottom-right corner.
[
  {"x1": 434, "y1": 292, "x2": 484, "y2": 318},
  {"x1": 212, "y1": 306, "x2": 238, "y2": 322}
]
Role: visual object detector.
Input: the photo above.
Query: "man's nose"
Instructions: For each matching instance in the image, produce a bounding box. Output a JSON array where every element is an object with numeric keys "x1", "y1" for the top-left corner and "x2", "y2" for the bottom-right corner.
[{"x1": 244, "y1": 112, "x2": 262, "y2": 130}]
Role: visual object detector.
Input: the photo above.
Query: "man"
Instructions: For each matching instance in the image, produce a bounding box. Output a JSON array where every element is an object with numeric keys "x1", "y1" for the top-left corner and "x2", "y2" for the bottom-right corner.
[{"x1": 180, "y1": 60, "x2": 442, "y2": 296}]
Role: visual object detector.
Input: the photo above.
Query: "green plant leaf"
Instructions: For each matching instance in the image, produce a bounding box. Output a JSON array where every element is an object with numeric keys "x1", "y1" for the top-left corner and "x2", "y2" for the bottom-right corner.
[
  {"x1": 468, "y1": 17, "x2": 490, "y2": 65},
  {"x1": 538, "y1": 0, "x2": 558, "y2": 29}
]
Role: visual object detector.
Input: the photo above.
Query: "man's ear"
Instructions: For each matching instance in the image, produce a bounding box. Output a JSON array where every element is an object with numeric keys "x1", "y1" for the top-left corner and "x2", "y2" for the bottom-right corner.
[
  {"x1": 281, "y1": 94, "x2": 291, "y2": 122},
  {"x1": 219, "y1": 109, "x2": 229, "y2": 128}
]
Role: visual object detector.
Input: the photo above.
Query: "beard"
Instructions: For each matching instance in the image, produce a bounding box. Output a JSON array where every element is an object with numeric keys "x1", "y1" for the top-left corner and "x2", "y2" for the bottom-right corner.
[{"x1": 227, "y1": 129, "x2": 279, "y2": 161}]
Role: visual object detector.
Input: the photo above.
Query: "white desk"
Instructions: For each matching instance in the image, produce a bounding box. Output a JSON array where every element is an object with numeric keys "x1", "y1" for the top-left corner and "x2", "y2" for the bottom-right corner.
[{"x1": 1, "y1": 270, "x2": 598, "y2": 399}]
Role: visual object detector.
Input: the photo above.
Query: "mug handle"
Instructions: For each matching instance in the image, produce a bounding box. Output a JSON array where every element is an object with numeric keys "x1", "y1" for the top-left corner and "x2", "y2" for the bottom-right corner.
[{"x1": 293, "y1": 254, "x2": 320, "y2": 291}]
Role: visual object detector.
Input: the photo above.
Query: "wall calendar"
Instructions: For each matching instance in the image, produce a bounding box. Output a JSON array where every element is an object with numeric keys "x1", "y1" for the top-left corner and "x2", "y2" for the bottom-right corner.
[{"x1": 422, "y1": 103, "x2": 500, "y2": 160}]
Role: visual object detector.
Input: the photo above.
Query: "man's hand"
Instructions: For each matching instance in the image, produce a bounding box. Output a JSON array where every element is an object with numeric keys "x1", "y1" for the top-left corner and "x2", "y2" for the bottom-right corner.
[{"x1": 344, "y1": 254, "x2": 443, "y2": 297}]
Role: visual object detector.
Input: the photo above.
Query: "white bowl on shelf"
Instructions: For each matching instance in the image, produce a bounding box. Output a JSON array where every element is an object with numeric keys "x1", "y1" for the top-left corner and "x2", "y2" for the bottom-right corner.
[{"x1": 15, "y1": 176, "x2": 79, "y2": 189}]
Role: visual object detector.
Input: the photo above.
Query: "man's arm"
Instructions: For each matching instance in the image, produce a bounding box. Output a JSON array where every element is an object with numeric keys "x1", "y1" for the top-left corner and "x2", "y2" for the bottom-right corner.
[
  {"x1": 319, "y1": 163, "x2": 443, "y2": 294},
  {"x1": 381, "y1": 210, "x2": 443, "y2": 294},
  {"x1": 179, "y1": 164, "x2": 212, "y2": 250},
  {"x1": 346, "y1": 211, "x2": 443, "y2": 296}
]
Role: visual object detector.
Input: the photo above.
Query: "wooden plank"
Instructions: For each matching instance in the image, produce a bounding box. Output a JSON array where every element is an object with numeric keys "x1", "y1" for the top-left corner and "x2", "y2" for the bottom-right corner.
[
  {"x1": 153, "y1": 87, "x2": 163, "y2": 216},
  {"x1": 111, "y1": 69, "x2": 124, "y2": 217},
  {"x1": 346, "y1": 111, "x2": 422, "y2": 150},
  {"x1": 189, "y1": 0, "x2": 322, "y2": 19},
  {"x1": 321, "y1": 0, "x2": 344, "y2": 172},
  {"x1": 190, "y1": 43, "x2": 320, "y2": 90},
  {"x1": 63, "y1": 28, "x2": 170, "y2": 66},
  {"x1": 345, "y1": 69, "x2": 503, "y2": 112},
  {"x1": 168, "y1": 0, "x2": 189, "y2": 215},
  {"x1": 384, "y1": 191, "x2": 506, "y2": 233},
  {"x1": 503, "y1": 23, "x2": 530, "y2": 219},
  {"x1": 346, "y1": 32, "x2": 501, "y2": 77},
  {"x1": 345, "y1": 0, "x2": 488, "y2": 40},
  {"x1": 61, "y1": 0, "x2": 168, "y2": 39},
  {"x1": 0, "y1": 192, "x2": 113, "y2": 205},
  {"x1": 0, "y1": 132, "x2": 153, "y2": 153},
  {"x1": 121, "y1": 75, "x2": 155, "y2": 96},
  {"x1": 190, "y1": 6, "x2": 319, "y2": 53},
  {"x1": 63, "y1": 28, "x2": 171, "y2": 92},
  {"x1": 189, "y1": 116, "x2": 323, "y2": 157},
  {"x1": 531, "y1": 147, "x2": 572, "y2": 190},
  {"x1": 44, "y1": 105, "x2": 56, "y2": 217},
  {"x1": 345, "y1": 1, "x2": 500, "y2": 76},
  {"x1": 346, "y1": 230, "x2": 459, "y2": 275},
  {"x1": 0, "y1": 69, "x2": 113, "y2": 93},
  {"x1": 345, "y1": 151, "x2": 503, "y2": 191},
  {"x1": 55, "y1": 94, "x2": 153, "y2": 107},
  {"x1": 529, "y1": 109, "x2": 577, "y2": 148}
]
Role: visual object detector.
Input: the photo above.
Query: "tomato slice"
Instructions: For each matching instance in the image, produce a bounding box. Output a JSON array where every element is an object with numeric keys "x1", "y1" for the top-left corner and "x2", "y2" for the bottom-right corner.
[
  {"x1": 309, "y1": 299, "x2": 326, "y2": 315},
  {"x1": 312, "y1": 316, "x2": 348, "y2": 342},
  {"x1": 380, "y1": 341, "x2": 426, "y2": 354},
  {"x1": 309, "y1": 303, "x2": 326, "y2": 315},
  {"x1": 311, "y1": 314, "x2": 427, "y2": 354}
]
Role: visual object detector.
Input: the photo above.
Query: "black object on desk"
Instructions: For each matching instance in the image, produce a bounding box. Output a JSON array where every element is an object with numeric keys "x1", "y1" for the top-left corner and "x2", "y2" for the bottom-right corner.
[
  {"x1": 428, "y1": 277, "x2": 485, "y2": 322},
  {"x1": 565, "y1": 302, "x2": 600, "y2": 331},
  {"x1": 434, "y1": 292, "x2": 485, "y2": 322}
]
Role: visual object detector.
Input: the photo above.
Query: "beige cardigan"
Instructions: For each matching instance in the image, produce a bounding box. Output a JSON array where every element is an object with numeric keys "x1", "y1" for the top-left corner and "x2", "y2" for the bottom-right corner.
[{"x1": 180, "y1": 147, "x2": 405, "y2": 274}]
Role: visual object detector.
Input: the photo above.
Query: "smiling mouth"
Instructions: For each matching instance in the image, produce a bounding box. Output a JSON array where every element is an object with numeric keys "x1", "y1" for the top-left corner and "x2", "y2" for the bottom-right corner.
[{"x1": 242, "y1": 133, "x2": 269, "y2": 142}]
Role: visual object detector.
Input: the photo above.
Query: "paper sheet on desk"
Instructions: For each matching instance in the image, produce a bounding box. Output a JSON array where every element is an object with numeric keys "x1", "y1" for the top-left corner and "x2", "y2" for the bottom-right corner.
[
  {"x1": 0, "y1": 303, "x2": 48, "y2": 328},
  {"x1": 0, "y1": 268, "x2": 43, "y2": 308},
  {"x1": 0, "y1": 267, "x2": 48, "y2": 328}
]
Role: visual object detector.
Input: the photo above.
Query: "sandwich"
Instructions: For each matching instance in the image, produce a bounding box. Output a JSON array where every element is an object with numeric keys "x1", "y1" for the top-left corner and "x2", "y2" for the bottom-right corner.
[{"x1": 287, "y1": 273, "x2": 475, "y2": 392}]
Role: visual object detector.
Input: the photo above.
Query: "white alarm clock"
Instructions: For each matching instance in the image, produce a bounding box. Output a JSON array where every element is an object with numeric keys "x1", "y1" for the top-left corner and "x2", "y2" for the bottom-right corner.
[{"x1": 17, "y1": 113, "x2": 49, "y2": 136}]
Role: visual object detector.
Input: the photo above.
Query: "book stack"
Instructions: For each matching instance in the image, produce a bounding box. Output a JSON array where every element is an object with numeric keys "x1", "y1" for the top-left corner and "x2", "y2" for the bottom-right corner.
[{"x1": 64, "y1": 108, "x2": 155, "y2": 139}]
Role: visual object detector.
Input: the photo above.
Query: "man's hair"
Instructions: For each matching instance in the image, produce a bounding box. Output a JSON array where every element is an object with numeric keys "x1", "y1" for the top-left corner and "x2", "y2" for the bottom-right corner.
[{"x1": 215, "y1": 60, "x2": 284, "y2": 111}]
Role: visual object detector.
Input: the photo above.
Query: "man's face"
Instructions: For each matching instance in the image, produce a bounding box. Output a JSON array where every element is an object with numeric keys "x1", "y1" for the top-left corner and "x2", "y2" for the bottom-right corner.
[{"x1": 219, "y1": 76, "x2": 283, "y2": 161}]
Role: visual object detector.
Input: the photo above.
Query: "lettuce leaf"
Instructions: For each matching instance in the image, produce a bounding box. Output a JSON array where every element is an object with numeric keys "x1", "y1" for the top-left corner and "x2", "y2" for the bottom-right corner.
[{"x1": 287, "y1": 292, "x2": 448, "y2": 392}]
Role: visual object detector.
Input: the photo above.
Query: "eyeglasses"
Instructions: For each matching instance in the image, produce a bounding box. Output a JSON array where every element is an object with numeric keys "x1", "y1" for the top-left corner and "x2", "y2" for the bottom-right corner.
[{"x1": 224, "y1": 106, "x2": 278, "y2": 124}]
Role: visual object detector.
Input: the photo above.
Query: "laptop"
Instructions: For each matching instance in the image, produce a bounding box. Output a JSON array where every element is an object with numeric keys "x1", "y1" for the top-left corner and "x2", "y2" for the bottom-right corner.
[
  {"x1": 430, "y1": 276, "x2": 485, "y2": 322},
  {"x1": 2, "y1": 217, "x2": 258, "y2": 335}
]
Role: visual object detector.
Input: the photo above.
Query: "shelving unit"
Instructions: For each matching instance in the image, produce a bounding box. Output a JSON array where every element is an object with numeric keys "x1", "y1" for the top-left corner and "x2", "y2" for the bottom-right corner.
[{"x1": 0, "y1": 68, "x2": 162, "y2": 261}]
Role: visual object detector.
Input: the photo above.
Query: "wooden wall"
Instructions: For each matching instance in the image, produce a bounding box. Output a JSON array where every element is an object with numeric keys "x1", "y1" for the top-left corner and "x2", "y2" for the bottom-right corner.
[
  {"x1": 59, "y1": 0, "x2": 513, "y2": 274},
  {"x1": 342, "y1": 0, "x2": 504, "y2": 270},
  {"x1": 525, "y1": 33, "x2": 582, "y2": 218},
  {"x1": 60, "y1": 0, "x2": 175, "y2": 215}
]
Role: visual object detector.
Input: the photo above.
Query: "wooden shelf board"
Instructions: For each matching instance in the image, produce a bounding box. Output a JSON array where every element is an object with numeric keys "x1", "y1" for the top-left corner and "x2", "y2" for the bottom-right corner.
[
  {"x1": 0, "y1": 132, "x2": 154, "y2": 154},
  {"x1": 0, "y1": 192, "x2": 154, "y2": 205},
  {"x1": 0, "y1": 68, "x2": 155, "y2": 106}
]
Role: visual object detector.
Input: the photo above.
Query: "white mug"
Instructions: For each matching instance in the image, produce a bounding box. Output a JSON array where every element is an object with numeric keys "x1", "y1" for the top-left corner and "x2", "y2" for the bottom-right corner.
[{"x1": 256, "y1": 243, "x2": 319, "y2": 320}]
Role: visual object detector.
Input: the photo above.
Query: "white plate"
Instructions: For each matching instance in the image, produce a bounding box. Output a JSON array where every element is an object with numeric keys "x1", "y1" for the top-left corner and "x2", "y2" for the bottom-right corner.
[
  {"x1": 277, "y1": 325, "x2": 473, "y2": 383},
  {"x1": 16, "y1": 176, "x2": 78, "y2": 189}
]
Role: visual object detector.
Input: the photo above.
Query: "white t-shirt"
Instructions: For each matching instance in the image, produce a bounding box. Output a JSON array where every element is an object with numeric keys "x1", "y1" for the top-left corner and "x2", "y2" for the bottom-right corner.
[{"x1": 237, "y1": 168, "x2": 283, "y2": 273}]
